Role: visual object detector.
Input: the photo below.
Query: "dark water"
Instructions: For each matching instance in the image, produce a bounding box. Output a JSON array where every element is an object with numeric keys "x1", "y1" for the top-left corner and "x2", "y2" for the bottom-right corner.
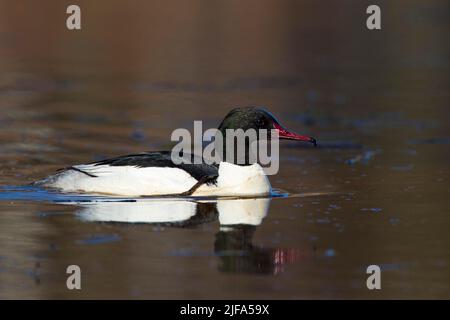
[{"x1": 0, "y1": 1, "x2": 449, "y2": 299}]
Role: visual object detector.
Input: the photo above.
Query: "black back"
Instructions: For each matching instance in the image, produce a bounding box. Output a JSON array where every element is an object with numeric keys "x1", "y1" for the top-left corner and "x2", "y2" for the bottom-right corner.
[{"x1": 91, "y1": 151, "x2": 218, "y2": 182}]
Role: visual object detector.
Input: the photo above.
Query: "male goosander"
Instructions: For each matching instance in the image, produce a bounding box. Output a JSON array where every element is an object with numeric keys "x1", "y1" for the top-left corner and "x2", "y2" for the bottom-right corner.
[{"x1": 35, "y1": 107, "x2": 316, "y2": 196}]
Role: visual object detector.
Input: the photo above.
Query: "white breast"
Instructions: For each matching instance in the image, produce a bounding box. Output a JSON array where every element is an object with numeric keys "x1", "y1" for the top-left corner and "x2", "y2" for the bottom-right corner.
[{"x1": 194, "y1": 162, "x2": 272, "y2": 196}]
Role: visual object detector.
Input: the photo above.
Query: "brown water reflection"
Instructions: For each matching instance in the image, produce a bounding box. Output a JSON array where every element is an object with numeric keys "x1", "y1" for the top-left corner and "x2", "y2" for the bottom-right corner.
[{"x1": 0, "y1": 0, "x2": 449, "y2": 298}]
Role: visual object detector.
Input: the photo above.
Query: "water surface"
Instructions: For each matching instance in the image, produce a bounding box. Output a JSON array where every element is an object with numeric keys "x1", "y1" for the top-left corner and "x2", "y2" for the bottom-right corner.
[{"x1": 0, "y1": 0, "x2": 449, "y2": 299}]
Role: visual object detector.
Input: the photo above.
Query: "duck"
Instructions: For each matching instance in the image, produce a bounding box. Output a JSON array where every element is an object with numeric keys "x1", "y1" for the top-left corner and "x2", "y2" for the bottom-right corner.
[{"x1": 34, "y1": 107, "x2": 316, "y2": 196}]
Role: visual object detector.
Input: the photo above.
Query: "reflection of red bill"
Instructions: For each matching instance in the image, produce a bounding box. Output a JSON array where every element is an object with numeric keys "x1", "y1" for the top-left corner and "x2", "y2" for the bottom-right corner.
[{"x1": 272, "y1": 248, "x2": 305, "y2": 275}]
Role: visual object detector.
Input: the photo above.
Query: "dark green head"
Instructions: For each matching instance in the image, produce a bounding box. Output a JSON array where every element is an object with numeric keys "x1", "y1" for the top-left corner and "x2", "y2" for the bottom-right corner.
[{"x1": 218, "y1": 107, "x2": 317, "y2": 146}]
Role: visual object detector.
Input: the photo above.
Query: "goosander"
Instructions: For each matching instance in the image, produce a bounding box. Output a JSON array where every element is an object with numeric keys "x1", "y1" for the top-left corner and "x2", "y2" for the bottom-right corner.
[{"x1": 35, "y1": 107, "x2": 316, "y2": 196}]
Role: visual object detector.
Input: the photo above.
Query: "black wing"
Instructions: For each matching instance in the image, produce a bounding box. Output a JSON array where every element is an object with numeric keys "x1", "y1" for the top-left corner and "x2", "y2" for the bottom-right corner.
[{"x1": 91, "y1": 151, "x2": 219, "y2": 182}]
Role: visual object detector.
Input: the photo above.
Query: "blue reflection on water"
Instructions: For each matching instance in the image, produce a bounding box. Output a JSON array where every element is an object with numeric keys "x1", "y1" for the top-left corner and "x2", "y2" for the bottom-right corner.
[{"x1": 0, "y1": 184, "x2": 288, "y2": 203}]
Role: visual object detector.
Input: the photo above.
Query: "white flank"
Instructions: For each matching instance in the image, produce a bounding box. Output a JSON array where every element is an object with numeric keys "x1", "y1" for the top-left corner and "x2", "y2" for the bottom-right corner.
[
  {"x1": 42, "y1": 162, "x2": 272, "y2": 197},
  {"x1": 43, "y1": 164, "x2": 198, "y2": 196}
]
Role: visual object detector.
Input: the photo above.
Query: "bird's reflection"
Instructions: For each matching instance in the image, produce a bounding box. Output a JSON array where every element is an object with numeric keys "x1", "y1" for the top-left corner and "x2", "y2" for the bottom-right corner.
[{"x1": 72, "y1": 197, "x2": 300, "y2": 275}]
